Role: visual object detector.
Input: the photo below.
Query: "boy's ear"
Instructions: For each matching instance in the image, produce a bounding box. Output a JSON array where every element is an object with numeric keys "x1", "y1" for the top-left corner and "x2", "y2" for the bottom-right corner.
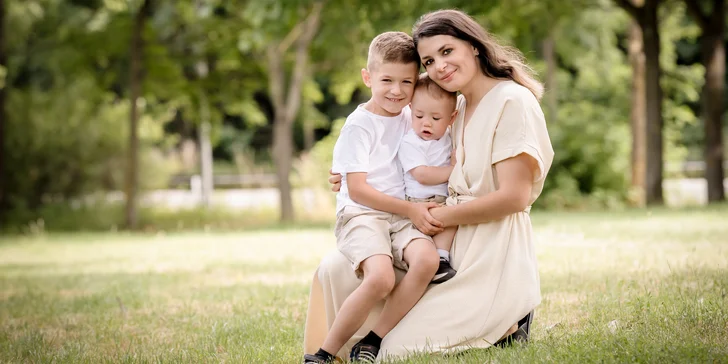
[
  {"x1": 449, "y1": 110, "x2": 459, "y2": 125},
  {"x1": 361, "y1": 68, "x2": 372, "y2": 88}
]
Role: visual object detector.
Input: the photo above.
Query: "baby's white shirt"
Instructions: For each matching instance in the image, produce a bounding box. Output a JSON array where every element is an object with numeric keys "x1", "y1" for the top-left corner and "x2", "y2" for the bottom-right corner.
[{"x1": 397, "y1": 129, "x2": 452, "y2": 199}]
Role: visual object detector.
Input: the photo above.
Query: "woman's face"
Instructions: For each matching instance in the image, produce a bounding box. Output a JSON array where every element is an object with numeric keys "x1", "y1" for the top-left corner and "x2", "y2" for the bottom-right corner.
[{"x1": 417, "y1": 34, "x2": 480, "y2": 93}]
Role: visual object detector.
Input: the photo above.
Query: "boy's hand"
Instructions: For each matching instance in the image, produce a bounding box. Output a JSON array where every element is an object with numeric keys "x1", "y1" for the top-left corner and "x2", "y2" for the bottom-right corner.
[
  {"x1": 450, "y1": 148, "x2": 457, "y2": 166},
  {"x1": 407, "y1": 202, "x2": 444, "y2": 236},
  {"x1": 328, "y1": 169, "x2": 342, "y2": 192}
]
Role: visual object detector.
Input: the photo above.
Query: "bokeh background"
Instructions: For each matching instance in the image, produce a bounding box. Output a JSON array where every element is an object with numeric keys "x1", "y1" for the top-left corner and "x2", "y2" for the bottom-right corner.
[{"x1": 1, "y1": 0, "x2": 726, "y2": 232}]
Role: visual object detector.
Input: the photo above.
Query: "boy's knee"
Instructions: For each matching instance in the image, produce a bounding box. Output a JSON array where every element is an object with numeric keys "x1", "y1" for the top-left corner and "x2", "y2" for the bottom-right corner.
[
  {"x1": 362, "y1": 270, "x2": 395, "y2": 299},
  {"x1": 408, "y1": 244, "x2": 439, "y2": 275}
]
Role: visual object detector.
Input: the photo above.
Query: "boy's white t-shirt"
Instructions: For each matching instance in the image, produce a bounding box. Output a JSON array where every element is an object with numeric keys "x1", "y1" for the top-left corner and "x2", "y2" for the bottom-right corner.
[
  {"x1": 397, "y1": 129, "x2": 452, "y2": 199},
  {"x1": 331, "y1": 105, "x2": 410, "y2": 214}
]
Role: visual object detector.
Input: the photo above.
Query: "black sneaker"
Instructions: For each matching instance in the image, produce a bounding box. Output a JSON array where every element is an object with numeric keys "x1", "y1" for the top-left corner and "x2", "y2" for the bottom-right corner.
[
  {"x1": 431, "y1": 257, "x2": 457, "y2": 284},
  {"x1": 349, "y1": 342, "x2": 379, "y2": 363},
  {"x1": 303, "y1": 353, "x2": 341, "y2": 363},
  {"x1": 495, "y1": 310, "x2": 534, "y2": 347}
]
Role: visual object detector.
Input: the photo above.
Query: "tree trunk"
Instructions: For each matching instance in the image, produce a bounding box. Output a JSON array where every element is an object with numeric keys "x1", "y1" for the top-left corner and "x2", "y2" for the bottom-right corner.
[
  {"x1": 0, "y1": 0, "x2": 6, "y2": 221},
  {"x1": 125, "y1": 0, "x2": 152, "y2": 230},
  {"x1": 273, "y1": 121, "x2": 294, "y2": 221},
  {"x1": 303, "y1": 118, "x2": 315, "y2": 151},
  {"x1": 542, "y1": 32, "x2": 557, "y2": 123},
  {"x1": 199, "y1": 93, "x2": 213, "y2": 208},
  {"x1": 628, "y1": 20, "x2": 647, "y2": 206},
  {"x1": 266, "y1": 2, "x2": 323, "y2": 223},
  {"x1": 615, "y1": 0, "x2": 663, "y2": 205},
  {"x1": 640, "y1": 0, "x2": 664, "y2": 205},
  {"x1": 701, "y1": 0, "x2": 725, "y2": 202}
]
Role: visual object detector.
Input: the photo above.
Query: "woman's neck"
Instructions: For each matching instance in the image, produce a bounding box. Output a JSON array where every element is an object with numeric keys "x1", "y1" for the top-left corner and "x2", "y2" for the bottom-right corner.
[{"x1": 461, "y1": 73, "x2": 501, "y2": 105}]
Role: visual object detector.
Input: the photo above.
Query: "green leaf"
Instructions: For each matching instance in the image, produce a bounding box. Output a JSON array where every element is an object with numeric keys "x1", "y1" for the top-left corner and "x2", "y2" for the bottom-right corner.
[{"x1": 226, "y1": 100, "x2": 268, "y2": 127}]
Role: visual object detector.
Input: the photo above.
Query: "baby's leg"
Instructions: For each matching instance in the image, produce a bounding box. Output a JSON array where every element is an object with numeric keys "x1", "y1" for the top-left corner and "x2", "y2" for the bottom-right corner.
[
  {"x1": 433, "y1": 226, "x2": 457, "y2": 252},
  {"x1": 432, "y1": 226, "x2": 458, "y2": 284}
]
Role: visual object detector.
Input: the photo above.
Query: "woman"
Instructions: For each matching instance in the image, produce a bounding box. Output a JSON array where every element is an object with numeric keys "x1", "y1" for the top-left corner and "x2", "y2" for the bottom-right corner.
[{"x1": 304, "y1": 9, "x2": 554, "y2": 360}]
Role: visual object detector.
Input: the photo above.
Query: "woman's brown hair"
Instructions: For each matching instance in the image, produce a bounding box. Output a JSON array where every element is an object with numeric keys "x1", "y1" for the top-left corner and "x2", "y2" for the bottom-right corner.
[{"x1": 413, "y1": 9, "x2": 543, "y2": 100}]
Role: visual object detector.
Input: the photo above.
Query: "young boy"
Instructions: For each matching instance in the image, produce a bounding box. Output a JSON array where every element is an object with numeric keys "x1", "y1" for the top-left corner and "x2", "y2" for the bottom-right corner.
[
  {"x1": 304, "y1": 32, "x2": 441, "y2": 364},
  {"x1": 397, "y1": 73, "x2": 459, "y2": 284}
]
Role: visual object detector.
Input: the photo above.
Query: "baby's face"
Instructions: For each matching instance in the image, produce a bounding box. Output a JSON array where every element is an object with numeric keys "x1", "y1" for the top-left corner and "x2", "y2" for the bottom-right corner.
[{"x1": 410, "y1": 90, "x2": 456, "y2": 141}]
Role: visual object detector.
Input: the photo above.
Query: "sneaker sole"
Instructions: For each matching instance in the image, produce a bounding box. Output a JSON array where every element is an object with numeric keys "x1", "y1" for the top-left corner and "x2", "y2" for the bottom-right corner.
[{"x1": 431, "y1": 271, "x2": 456, "y2": 284}]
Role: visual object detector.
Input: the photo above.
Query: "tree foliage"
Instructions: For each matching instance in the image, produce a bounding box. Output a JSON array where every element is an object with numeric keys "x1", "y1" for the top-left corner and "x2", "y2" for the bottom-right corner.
[{"x1": 1, "y1": 0, "x2": 722, "y2": 227}]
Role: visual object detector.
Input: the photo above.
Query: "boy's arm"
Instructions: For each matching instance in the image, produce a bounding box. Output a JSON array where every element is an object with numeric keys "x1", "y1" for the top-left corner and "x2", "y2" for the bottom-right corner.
[
  {"x1": 409, "y1": 165, "x2": 454, "y2": 186},
  {"x1": 347, "y1": 173, "x2": 444, "y2": 235},
  {"x1": 347, "y1": 173, "x2": 409, "y2": 216}
]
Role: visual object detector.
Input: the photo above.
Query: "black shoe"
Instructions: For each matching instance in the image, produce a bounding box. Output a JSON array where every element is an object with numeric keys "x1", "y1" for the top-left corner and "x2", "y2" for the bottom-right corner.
[
  {"x1": 495, "y1": 310, "x2": 534, "y2": 347},
  {"x1": 303, "y1": 354, "x2": 341, "y2": 363},
  {"x1": 431, "y1": 257, "x2": 457, "y2": 284},
  {"x1": 349, "y1": 342, "x2": 379, "y2": 363}
]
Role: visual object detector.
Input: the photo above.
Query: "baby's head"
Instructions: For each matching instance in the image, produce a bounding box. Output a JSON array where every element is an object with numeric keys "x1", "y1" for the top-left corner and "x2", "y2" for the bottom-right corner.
[
  {"x1": 361, "y1": 32, "x2": 420, "y2": 116},
  {"x1": 410, "y1": 73, "x2": 458, "y2": 141}
]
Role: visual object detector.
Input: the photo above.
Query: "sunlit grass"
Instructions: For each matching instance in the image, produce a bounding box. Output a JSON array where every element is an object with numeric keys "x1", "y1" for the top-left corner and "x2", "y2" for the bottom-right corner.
[{"x1": 1, "y1": 205, "x2": 727, "y2": 363}]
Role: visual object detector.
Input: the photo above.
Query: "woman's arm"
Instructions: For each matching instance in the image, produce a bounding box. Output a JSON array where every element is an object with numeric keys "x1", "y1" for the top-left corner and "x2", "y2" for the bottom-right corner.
[{"x1": 430, "y1": 153, "x2": 537, "y2": 227}]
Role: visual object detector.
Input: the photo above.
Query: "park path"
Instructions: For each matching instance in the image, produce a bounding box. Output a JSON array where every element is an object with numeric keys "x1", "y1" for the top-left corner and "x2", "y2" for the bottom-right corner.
[{"x1": 103, "y1": 178, "x2": 727, "y2": 210}]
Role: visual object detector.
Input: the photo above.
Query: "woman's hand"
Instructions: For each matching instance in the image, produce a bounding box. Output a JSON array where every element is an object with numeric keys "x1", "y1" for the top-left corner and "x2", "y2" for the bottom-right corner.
[
  {"x1": 328, "y1": 169, "x2": 342, "y2": 192},
  {"x1": 407, "y1": 202, "x2": 444, "y2": 236}
]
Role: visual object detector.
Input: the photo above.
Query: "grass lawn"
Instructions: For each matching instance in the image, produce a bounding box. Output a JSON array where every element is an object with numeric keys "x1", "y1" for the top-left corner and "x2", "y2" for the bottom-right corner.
[{"x1": 1, "y1": 205, "x2": 727, "y2": 363}]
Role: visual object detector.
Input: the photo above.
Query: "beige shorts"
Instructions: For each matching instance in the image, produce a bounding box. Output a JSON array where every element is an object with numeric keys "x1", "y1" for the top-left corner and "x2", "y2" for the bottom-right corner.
[
  {"x1": 335, "y1": 205, "x2": 434, "y2": 277},
  {"x1": 405, "y1": 195, "x2": 447, "y2": 206}
]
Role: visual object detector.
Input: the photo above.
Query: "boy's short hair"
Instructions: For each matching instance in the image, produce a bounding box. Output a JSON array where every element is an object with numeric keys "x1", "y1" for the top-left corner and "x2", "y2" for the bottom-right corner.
[
  {"x1": 367, "y1": 32, "x2": 419, "y2": 70},
  {"x1": 415, "y1": 73, "x2": 457, "y2": 105}
]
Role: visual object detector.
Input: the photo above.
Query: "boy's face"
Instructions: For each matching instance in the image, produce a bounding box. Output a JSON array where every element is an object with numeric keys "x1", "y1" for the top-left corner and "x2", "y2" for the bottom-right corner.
[
  {"x1": 361, "y1": 62, "x2": 418, "y2": 117},
  {"x1": 410, "y1": 90, "x2": 457, "y2": 141}
]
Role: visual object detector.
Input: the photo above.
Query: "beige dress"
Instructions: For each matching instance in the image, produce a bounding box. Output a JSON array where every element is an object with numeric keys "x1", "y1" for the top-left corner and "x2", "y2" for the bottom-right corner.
[{"x1": 303, "y1": 80, "x2": 555, "y2": 360}]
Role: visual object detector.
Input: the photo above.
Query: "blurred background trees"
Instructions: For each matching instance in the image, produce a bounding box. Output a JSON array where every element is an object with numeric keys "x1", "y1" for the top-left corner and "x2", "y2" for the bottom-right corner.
[{"x1": 0, "y1": 0, "x2": 725, "y2": 230}]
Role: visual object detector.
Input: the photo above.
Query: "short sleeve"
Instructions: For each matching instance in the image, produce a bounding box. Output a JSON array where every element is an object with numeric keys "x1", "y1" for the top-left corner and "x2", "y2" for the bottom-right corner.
[
  {"x1": 398, "y1": 137, "x2": 428, "y2": 173},
  {"x1": 332, "y1": 125, "x2": 373, "y2": 174},
  {"x1": 491, "y1": 98, "x2": 552, "y2": 182}
]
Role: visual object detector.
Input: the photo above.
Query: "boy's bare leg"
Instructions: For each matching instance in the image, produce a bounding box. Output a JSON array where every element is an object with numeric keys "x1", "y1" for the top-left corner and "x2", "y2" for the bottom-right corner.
[
  {"x1": 320, "y1": 254, "x2": 395, "y2": 355},
  {"x1": 433, "y1": 226, "x2": 457, "y2": 252},
  {"x1": 371, "y1": 239, "x2": 439, "y2": 337}
]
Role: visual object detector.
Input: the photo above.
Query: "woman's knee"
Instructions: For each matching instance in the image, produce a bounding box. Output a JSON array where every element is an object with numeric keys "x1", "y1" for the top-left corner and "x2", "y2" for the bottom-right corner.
[{"x1": 318, "y1": 250, "x2": 357, "y2": 284}]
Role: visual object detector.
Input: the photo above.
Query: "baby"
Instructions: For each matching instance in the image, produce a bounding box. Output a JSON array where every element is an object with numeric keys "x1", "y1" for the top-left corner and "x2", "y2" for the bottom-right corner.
[{"x1": 397, "y1": 72, "x2": 458, "y2": 283}]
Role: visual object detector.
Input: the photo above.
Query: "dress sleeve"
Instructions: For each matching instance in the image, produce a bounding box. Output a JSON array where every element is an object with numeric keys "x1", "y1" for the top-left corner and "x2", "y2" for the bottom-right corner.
[{"x1": 491, "y1": 97, "x2": 552, "y2": 182}]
